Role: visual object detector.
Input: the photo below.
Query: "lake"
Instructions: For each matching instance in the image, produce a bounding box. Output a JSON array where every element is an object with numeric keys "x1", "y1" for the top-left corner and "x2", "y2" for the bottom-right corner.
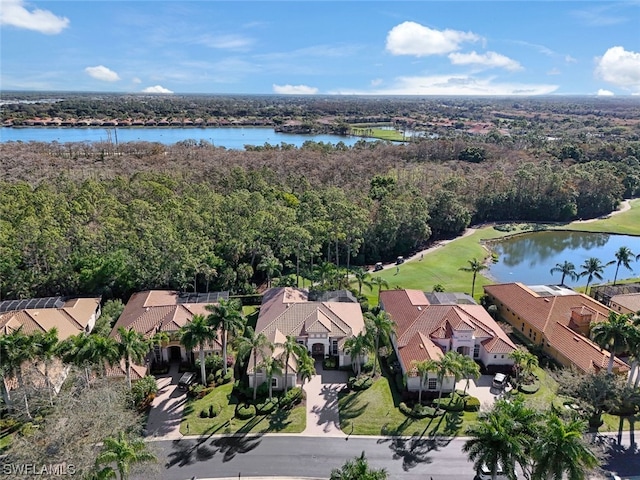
[
  {"x1": 487, "y1": 231, "x2": 640, "y2": 287},
  {"x1": 0, "y1": 126, "x2": 369, "y2": 149}
]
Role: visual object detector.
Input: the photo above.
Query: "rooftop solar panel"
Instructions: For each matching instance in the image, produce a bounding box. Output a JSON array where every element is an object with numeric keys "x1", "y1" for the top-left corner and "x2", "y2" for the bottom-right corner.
[
  {"x1": 176, "y1": 291, "x2": 229, "y2": 304},
  {"x1": 0, "y1": 296, "x2": 65, "y2": 313}
]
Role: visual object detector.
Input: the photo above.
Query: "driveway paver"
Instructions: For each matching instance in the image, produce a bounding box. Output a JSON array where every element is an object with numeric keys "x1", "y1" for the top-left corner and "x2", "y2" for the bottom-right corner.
[
  {"x1": 145, "y1": 363, "x2": 187, "y2": 440},
  {"x1": 302, "y1": 361, "x2": 348, "y2": 437},
  {"x1": 456, "y1": 374, "x2": 513, "y2": 411}
]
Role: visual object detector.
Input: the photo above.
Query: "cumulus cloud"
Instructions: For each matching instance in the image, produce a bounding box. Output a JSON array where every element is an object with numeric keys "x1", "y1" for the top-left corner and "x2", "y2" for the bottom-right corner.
[
  {"x1": 597, "y1": 89, "x2": 614, "y2": 96},
  {"x1": 595, "y1": 46, "x2": 640, "y2": 91},
  {"x1": 142, "y1": 85, "x2": 173, "y2": 94},
  {"x1": 448, "y1": 51, "x2": 522, "y2": 71},
  {"x1": 330, "y1": 74, "x2": 558, "y2": 96},
  {"x1": 84, "y1": 65, "x2": 120, "y2": 82},
  {"x1": 272, "y1": 84, "x2": 318, "y2": 95},
  {"x1": 0, "y1": 0, "x2": 69, "y2": 34},
  {"x1": 386, "y1": 21, "x2": 480, "y2": 56}
]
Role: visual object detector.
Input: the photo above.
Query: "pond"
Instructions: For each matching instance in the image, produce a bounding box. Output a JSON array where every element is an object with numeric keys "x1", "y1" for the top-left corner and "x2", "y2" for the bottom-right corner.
[
  {"x1": 486, "y1": 231, "x2": 640, "y2": 287},
  {"x1": 0, "y1": 126, "x2": 369, "y2": 149}
]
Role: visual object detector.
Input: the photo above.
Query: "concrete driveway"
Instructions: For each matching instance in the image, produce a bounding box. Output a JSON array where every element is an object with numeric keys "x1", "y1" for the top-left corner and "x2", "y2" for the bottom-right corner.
[
  {"x1": 145, "y1": 363, "x2": 187, "y2": 440},
  {"x1": 302, "y1": 361, "x2": 348, "y2": 437},
  {"x1": 456, "y1": 374, "x2": 512, "y2": 411}
]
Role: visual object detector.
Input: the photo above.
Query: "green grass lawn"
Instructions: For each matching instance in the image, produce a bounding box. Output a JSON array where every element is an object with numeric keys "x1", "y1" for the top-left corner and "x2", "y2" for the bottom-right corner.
[
  {"x1": 557, "y1": 198, "x2": 640, "y2": 236},
  {"x1": 350, "y1": 127, "x2": 407, "y2": 142},
  {"x1": 180, "y1": 383, "x2": 305, "y2": 436}
]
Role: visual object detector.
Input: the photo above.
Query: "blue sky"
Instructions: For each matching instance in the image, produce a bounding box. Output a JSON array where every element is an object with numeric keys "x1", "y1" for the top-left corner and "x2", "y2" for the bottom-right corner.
[{"x1": 1, "y1": 0, "x2": 639, "y2": 96}]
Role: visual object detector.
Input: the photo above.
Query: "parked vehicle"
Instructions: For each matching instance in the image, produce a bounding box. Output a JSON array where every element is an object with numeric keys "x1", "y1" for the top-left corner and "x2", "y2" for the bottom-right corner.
[
  {"x1": 396, "y1": 256, "x2": 404, "y2": 265},
  {"x1": 373, "y1": 262, "x2": 383, "y2": 271},
  {"x1": 477, "y1": 462, "x2": 516, "y2": 480},
  {"x1": 492, "y1": 372, "x2": 508, "y2": 389},
  {"x1": 178, "y1": 372, "x2": 196, "y2": 390}
]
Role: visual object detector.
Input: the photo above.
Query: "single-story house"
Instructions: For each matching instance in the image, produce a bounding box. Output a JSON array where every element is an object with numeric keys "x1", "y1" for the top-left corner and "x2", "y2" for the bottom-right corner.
[
  {"x1": 248, "y1": 287, "x2": 365, "y2": 391},
  {"x1": 380, "y1": 289, "x2": 517, "y2": 394},
  {"x1": 609, "y1": 293, "x2": 640, "y2": 315},
  {"x1": 109, "y1": 290, "x2": 228, "y2": 367},
  {"x1": 483, "y1": 283, "x2": 630, "y2": 375}
]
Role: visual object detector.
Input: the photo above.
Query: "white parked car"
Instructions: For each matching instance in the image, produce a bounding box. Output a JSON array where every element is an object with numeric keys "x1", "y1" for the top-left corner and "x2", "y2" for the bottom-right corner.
[{"x1": 477, "y1": 462, "x2": 518, "y2": 480}]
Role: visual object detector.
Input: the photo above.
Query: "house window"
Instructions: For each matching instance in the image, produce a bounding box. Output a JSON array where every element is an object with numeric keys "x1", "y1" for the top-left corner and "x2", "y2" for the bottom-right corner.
[
  {"x1": 331, "y1": 340, "x2": 338, "y2": 356},
  {"x1": 428, "y1": 378, "x2": 437, "y2": 389},
  {"x1": 154, "y1": 345, "x2": 162, "y2": 363},
  {"x1": 271, "y1": 377, "x2": 278, "y2": 388},
  {"x1": 494, "y1": 355, "x2": 497, "y2": 359},
  {"x1": 473, "y1": 344, "x2": 480, "y2": 358},
  {"x1": 521, "y1": 323, "x2": 525, "y2": 331},
  {"x1": 501, "y1": 355, "x2": 504, "y2": 359}
]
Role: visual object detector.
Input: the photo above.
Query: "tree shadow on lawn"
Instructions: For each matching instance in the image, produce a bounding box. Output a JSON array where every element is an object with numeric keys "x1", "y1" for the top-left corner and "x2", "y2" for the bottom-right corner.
[
  {"x1": 337, "y1": 390, "x2": 368, "y2": 426},
  {"x1": 267, "y1": 408, "x2": 293, "y2": 431}
]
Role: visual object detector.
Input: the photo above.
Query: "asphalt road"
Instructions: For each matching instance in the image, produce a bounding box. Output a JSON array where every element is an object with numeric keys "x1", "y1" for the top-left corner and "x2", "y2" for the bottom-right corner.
[{"x1": 141, "y1": 432, "x2": 640, "y2": 480}]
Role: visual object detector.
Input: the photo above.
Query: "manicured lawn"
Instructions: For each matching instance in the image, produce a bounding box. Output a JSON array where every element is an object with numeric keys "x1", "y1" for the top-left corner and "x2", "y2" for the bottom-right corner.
[
  {"x1": 558, "y1": 198, "x2": 640, "y2": 236},
  {"x1": 338, "y1": 376, "x2": 477, "y2": 437},
  {"x1": 350, "y1": 126, "x2": 407, "y2": 142},
  {"x1": 180, "y1": 383, "x2": 305, "y2": 435}
]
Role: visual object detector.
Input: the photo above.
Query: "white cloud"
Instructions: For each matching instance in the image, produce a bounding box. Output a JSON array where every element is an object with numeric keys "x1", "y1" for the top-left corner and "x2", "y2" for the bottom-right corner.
[
  {"x1": 330, "y1": 74, "x2": 558, "y2": 96},
  {"x1": 595, "y1": 46, "x2": 640, "y2": 91},
  {"x1": 547, "y1": 68, "x2": 561, "y2": 76},
  {"x1": 132, "y1": 77, "x2": 142, "y2": 84},
  {"x1": 142, "y1": 85, "x2": 173, "y2": 94},
  {"x1": 272, "y1": 84, "x2": 318, "y2": 95},
  {"x1": 565, "y1": 55, "x2": 577, "y2": 63},
  {"x1": 370, "y1": 78, "x2": 383, "y2": 87},
  {"x1": 196, "y1": 33, "x2": 253, "y2": 50},
  {"x1": 84, "y1": 65, "x2": 120, "y2": 82},
  {"x1": 597, "y1": 89, "x2": 614, "y2": 96},
  {"x1": 448, "y1": 51, "x2": 522, "y2": 71},
  {"x1": 0, "y1": 0, "x2": 69, "y2": 34},
  {"x1": 386, "y1": 21, "x2": 480, "y2": 57}
]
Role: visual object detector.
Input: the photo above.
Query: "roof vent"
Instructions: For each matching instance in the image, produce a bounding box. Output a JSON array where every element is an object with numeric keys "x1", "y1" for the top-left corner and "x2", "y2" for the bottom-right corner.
[
  {"x1": 573, "y1": 337, "x2": 580, "y2": 342},
  {"x1": 145, "y1": 307, "x2": 150, "y2": 312},
  {"x1": 417, "y1": 306, "x2": 422, "y2": 311}
]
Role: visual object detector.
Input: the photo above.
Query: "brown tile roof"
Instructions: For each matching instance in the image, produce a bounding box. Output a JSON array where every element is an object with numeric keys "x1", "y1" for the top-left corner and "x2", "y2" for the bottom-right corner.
[
  {"x1": 382, "y1": 289, "x2": 516, "y2": 372},
  {"x1": 610, "y1": 293, "x2": 640, "y2": 313},
  {"x1": 0, "y1": 297, "x2": 101, "y2": 340},
  {"x1": 110, "y1": 290, "x2": 222, "y2": 350},
  {"x1": 484, "y1": 283, "x2": 629, "y2": 373},
  {"x1": 104, "y1": 359, "x2": 148, "y2": 381}
]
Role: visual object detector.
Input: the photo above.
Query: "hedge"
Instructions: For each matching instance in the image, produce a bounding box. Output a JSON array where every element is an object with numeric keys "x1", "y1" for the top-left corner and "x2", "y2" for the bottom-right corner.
[
  {"x1": 432, "y1": 393, "x2": 465, "y2": 412},
  {"x1": 279, "y1": 387, "x2": 303, "y2": 409},
  {"x1": 255, "y1": 399, "x2": 278, "y2": 414},
  {"x1": 348, "y1": 376, "x2": 373, "y2": 391},
  {"x1": 518, "y1": 382, "x2": 540, "y2": 394},
  {"x1": 399, "y1": 402, "x2": 444, "y2": 419},
  {"x1": 464, "y1": 396, "x2": 481, "y2": 412},
  {"x1": 235, "y1": 403, "x2": 256, "y2": 420}
]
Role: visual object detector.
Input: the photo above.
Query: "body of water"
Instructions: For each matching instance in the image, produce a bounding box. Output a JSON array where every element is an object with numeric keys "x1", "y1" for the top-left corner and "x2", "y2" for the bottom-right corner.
[
  {"x1": 487, "y1": 231, "x2": 640, "y2": 287},
  {"x1": 0, "y1": 126, "x2": 369, "y2": 149}
]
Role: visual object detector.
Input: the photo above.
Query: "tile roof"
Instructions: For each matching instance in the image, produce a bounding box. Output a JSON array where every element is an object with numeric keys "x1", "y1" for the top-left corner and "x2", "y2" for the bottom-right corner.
[
  {"x1": 0, "y1": 297, "x2": 101, "y2": 340},
  {"x1": 484, "y1": 282, "x2": 629, "y2": 373},
  {"x1": 610, "y1": 293, "x2": 640, "y2": 313},
  {"x1": 381, "y1": 289, "x2": 516, "y2": 372}
]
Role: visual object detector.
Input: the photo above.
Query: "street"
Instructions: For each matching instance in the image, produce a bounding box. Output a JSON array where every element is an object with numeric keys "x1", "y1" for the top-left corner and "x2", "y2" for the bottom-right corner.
[{"x1": 142, "y1": 431, "x2": 639, "y2": 480}]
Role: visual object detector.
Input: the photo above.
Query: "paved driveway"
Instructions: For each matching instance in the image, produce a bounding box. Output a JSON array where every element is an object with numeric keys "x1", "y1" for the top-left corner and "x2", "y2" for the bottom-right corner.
[
  {"x1": 302, "y1": 361, "x2": 348, "y2": 437},
  {"x1": 145, "y1": 363, "x2": 187, "y2": 440},
  {"x1": 456, "y1": 374, "x2": 512, "y2": 411}
]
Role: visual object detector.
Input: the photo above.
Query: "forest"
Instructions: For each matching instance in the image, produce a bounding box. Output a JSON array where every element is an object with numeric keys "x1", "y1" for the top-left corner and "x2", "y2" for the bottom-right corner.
[{"x1": 1, "y1": 95, "x2": 639, "y2": 301}]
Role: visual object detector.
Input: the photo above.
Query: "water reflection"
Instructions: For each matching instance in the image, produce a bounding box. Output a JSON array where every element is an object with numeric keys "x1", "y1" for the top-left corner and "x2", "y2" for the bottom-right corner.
[{"x1": 488, "y1": 231, "x2": 639, "y2": 287}]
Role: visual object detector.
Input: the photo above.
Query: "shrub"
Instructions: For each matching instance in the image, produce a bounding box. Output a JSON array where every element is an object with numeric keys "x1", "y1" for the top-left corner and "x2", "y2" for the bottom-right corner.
[
  {"x1": 235, "y1": 403, "x2": 256, "y2": 420},
  {"x1": 207, "y1": 373, "x2": 216, "y2": 386},
  {"x1": 280, "y1": 387, "x2": 303, "y2": 409},
  {"x1": 323, "y1": 357, "x2": 337, "y2": 369},
  {"x1": 432, "y1": 393, "x2": 465, "y2": 412},
  {"x1": 518, "y1": 382, "x2": 540, "y2": 394},
  {"x1": 255, "y1": 399, "x2": 277, "y2": 414},
  {"x1": 220, "y1": 369, "x2": 233, "y2": 385},
  {"x1": 130, "y1": 376, "x2": 158, "y2": 409},
  {"x1": 208, "y1": 403, "x2": 221, "y2": 418},
  {"x1": 399, "y1": 402, "x2": 442, "y2": 419},
  {"x1": 361, "y1": 357, "x2": 375, "y2": 373},
  {"x1": 348, "y1": 376, "x2": 373, "y2": 391},
  {"x1": 464, "y1": 396, "x2": 481, "y2": 412},
  {"x1": 200, "y1": 409, "x2": 209, "y2": 418},
  {"x1": 255, "y1": 382, "x2": 269, "y2": 400}
]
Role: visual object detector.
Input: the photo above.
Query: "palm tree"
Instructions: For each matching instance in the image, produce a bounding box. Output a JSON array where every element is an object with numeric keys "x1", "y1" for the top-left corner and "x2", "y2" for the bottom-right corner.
[
  {"x1": 463, "y1": 409, "x2": 528, "y2": 480},
  {"x1": 279, "y1": 335, "x2": 305, "y2": 393},
  {"x1": 330, "y1": 451, "x2": 388, "y2": 480},
  {"x1": 257, "y1": 254, "x2": 282, "y2": 288},
  {"x1": 59, "y1": 333, "x2": 120, "y2": 385},
  {"x1": 344, "y1": 332, "x2": 371, "y2": 377},
  {"x1": 353, "y1": 268, "x2": 372, "y2": 295},
  {"x1": 436, "y1": 351, "x2": 462, "y2": 403},
  {"x1": 459, "y1": 258, "x2": 488, "y2": 298},
  {"x1": 235, "y1": 326, "x2": 272, "y2": 400},
  {"x1": 508, "y1": 348, "x2": 538, "y2": 387},
  {"x1": 116, "y1": 327, "x2": 150, "y2": 389},
  {"x1": 298, "y1": 349, "x2": 316, "y2": 386},
  {"x1": 364, "y1": 311, "x2": 394, "y2": 377},
  {"x1": 371, "y1": 276, "x2": 390, "y2": 304},
  {"x1": 0, "y1": 328, "x2": 37, "y2": 416},
  {"x1": 590, "y1": 311, "x2": 633, "y2": 374},
  {"x1": 550, "y1": 260, "x2": 578, "y2": 285},
  {"x1": 459, "y1": 355, "x2": 481, "y2": 396},
  {"x1": 206, "y1": 298, "x2": 244, "y2": 375},
  {"x1": 261, "y1": 354, "x2": 283, "y2": 400},
  {"x1": 95, "y1": 431, "x2": 156, "y2": 480},
  {"x1": 314, "y1": 261, "x2": 336, "y2": 288},
  {"x1": 578, "y1": 257, "x2": 613, "y2": 295},
  {"x1": 530, "y1": 412, "x2": 599, "y2": 480},
  {"x1": 180, "y1": 313, "x2": 217, "y2": 386},
  {"x1": 412, "y1": 359, "x2": 438, "y2": 404},
  {"x1": 612, "y1": 246, "x2": 635, "y2": 285},
  {"x1": 32, "y1": 328, "x2": 60, "y2": 406}
]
